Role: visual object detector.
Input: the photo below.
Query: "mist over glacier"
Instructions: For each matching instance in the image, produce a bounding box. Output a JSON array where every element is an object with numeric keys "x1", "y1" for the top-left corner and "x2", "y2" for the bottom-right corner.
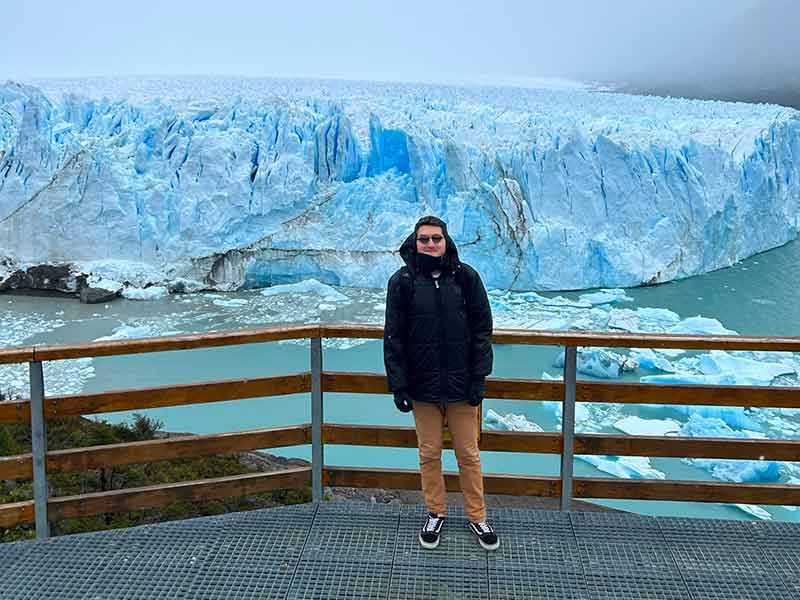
[{"x1": 1, "y1": 76, "x2": 798, "y2": 291}]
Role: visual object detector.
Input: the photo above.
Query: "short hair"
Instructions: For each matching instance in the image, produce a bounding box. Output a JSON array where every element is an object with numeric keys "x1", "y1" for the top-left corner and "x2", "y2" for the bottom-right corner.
[{"x1": 414, "y1": 215, "x2": 447, "y2": 234}]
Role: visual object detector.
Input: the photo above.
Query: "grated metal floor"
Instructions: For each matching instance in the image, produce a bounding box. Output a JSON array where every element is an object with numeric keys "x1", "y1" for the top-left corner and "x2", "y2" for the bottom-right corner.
[{"x1": 2, "y1": 502, "x2": 799, "y2": 599}]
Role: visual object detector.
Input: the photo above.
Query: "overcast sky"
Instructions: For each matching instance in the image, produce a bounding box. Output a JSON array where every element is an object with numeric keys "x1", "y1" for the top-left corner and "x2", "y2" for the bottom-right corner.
[{"x1": 1, "y1": 0, "x2": 762, "y2": 85}]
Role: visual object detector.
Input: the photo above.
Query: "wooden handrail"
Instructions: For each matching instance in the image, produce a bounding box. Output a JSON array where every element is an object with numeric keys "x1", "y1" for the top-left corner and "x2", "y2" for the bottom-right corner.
[
  {"x1": 3, "y1": 322, "x2": 800, "y2": 532},
  {"x1": 0, "y1": 323, "x2": 798, "y2": 365},
  {"x1": 575, "y1": 477, "x2": 800, "y2": 505},
  {"x1": 322, "y1": 424, "x2": 800, "y2": 461},
  {"x1": 322, "y1": 466, "x2": 562, "y2": 497},
  {"x1": 0, "y1": 500, "x2": 34, "y2": 528},
  {"x1": 32, "y1": 325, "x2": 321, "y2": 362},
  {"x1": 0, "y1": 374, "x2": 311, "y2": 424},
  {"x1": 4, "y1": 423, "x2": 795, "y2": 482},
  {"x1": 0, "y1": 346, "x2": 35, "y2": 365},
  {"x1": 323, "y1": 372, "x2": 800, "y2": 408},
  {"x1": 3, "y1": 373, "x2": 799, "y2": 425},
  {"x1": 324, "y1": 467, "x2": 800, "y2": 505},
  {"x1": 0, "y1": 425, "x2": 312, "y2": 480},
  {"x1": 47, "y1": 468, "x2": 312, "y2": 523}
]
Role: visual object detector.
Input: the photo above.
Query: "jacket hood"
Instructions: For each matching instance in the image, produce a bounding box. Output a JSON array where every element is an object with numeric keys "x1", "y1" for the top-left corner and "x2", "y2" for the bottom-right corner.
[{"x1": 398, "y1": 229, "x2": 461, "y2": 273}]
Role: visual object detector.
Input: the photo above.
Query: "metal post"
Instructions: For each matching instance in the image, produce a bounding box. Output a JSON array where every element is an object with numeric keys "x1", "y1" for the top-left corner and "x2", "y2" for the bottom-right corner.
[
  {"x1": 29, "y1": 361, "x2": 50, "y2": 538},
  {"x1": 310, "y1": 337, "x2": 324, "y2": 502},
  {"x1": 560, "y1": 346, "x2": 577, "y2": 512}
]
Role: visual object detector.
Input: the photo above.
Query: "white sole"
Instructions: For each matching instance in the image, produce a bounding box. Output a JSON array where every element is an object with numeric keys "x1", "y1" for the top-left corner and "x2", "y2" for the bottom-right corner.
[
  {"x1": 478, "y1": 538, "x2": 500, "y2": 551},
  {"x1": 418, "y1": 534, "x2": 440, "y2": 549}
]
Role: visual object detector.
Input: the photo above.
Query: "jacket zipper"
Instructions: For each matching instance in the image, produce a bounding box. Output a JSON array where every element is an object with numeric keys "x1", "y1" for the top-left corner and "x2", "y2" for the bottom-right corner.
[{"x1": 434, "y1": 274, "x2": 447, "y2": 411}]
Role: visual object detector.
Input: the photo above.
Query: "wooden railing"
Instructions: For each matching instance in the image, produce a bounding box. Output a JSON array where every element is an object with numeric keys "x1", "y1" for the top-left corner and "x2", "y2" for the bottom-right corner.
[{"x1": 2, "y1": 324, "x2": 800, "y2": 538}]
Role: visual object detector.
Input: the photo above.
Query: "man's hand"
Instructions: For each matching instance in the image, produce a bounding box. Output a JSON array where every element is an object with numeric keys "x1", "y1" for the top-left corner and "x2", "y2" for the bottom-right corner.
[
  {"x1": 393, "y1": 390, "x2": 414, "y2": 413},
  {"x1": 468, "y1": 378, "x2": 485, "y2": 407}
]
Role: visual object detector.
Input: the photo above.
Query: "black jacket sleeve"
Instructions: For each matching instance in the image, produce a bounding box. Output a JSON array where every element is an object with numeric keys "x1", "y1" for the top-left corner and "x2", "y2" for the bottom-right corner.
[
  {"x1": 383, "y1": 271, "x2": 409, "y2": 392},
  {"x1": 463, "y1": 266, "x2": 493, "y2": 378}
]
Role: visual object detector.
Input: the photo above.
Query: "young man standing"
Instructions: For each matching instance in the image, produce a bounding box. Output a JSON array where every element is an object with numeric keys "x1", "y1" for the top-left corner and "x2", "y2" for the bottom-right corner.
[{"x1": 383, "y1": 215, "x2": 498, "y2": 551}]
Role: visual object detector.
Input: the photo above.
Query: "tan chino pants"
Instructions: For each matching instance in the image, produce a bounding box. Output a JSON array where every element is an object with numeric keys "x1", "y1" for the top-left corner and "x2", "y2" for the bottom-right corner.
[{"x1": 412, "y1": 401, "x2": 486, "y2": 522}]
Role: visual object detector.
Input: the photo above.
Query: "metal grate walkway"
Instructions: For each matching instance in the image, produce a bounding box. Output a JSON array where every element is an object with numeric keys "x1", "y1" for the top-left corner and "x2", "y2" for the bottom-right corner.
[{"x1": 1, "y1": 502, "x2": 799, "y2": 599}]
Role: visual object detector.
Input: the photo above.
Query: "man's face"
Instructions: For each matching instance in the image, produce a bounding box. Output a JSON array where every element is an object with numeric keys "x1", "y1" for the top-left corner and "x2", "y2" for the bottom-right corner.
[{"x1": 416, "y1": 225, "x2": 446, "y2": 257}]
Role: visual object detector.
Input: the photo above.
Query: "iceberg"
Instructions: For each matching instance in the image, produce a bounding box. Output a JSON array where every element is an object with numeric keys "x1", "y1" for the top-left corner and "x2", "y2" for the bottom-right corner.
[
  {"x1": 734, "y1": 504, "x2": 772, "y2": 520},
  {"x1": 678, "y1": 415, "x2": 780, "y2": 483},
  {"x1": 613, "y1": 416, "x2": 681, "y2": 436},
  {"x1": 259, "y1": 278, "x2": 348, "y2": 302},
  {"x1": 484, "y1": 409, "x2": 544, "y2": 432},
  {"x1": 212, "y1": 298, "x2": 249, "y2": 308},
  {"x1": 668, "y1": 316, "x2": 738, "y2": 336},
  {"x1": 94, "y1": 324, "x2": 182, "y2": 341},
  {"x1": 669, "y1": 405, "x2": 764, "y2": 432},
  {"x1": 630, "y1": 348, "x2": 677, "y2": 373},
  {"x1": 642, "y1": 349, "x2": 794, "y2": 387},
  {"x1": 696, "y1": 350, "x2": 795, "y2": 381},
  {"x1": 578, "y1": 288, "x2": 633, "y2": 306},
  {"x1": 554, "y1": 347, "x2": 638, "y2": 379},
  {"x1": 121, "y1": 286, "x2": 169, "y2": 301},
  {"x1": 2, "y1": 76, "x2": 799, "y2": 292},
  {"x1": 577, "y1": 455, "x2": 666, "y2": 480}
]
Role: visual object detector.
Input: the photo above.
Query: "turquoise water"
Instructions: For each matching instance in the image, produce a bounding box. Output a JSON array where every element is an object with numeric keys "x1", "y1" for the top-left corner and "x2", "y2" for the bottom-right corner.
[{"x1": 2, "y1": 239, "x2": 800, "y2": 521}]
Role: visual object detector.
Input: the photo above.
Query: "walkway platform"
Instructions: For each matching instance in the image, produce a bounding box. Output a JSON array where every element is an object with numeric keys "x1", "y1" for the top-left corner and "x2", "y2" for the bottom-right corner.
[{"x1": 1, "y1": 501, "x2": 799, "y2": 599}]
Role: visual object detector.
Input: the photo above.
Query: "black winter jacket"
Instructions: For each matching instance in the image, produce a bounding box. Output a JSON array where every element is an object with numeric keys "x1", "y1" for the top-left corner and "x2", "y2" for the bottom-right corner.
[{"x1": 383, "y1": 232, "x2": 493, "y2": 404}]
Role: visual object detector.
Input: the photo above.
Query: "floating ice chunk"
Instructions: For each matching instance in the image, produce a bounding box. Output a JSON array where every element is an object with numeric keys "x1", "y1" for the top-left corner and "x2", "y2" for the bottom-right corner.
[
  {"x1": 673, "y1": 407, "x2": 763, "y2": 433},
  {"x1": 641, "y1": 373, "x2": 772, "y2": 387},
  {"x1": 122, "y1": 286, "x2": 169, "y2": 300},
  {"x1": 579, "y1": 288, "x2": 633, "y2": 306},
  {"x1": 260, "y1": 279, "x2": 348, "y2": 302},
  {"x1": 679, "y1": 412, "x2": 765, "y2": 437},
  {"x1": 692, "y1": 458, "x2": 781, "y2": 483},
  {"x1": 678, "y1": 415, "x2": 780, "y2": 483},
  {"x1": 530, "y1": 317, "x2": 571, "y2": 330},
  {"x1": 634, "y1": 307, "x2": 683, "y2": 335},
  {"x1": 578, "y1": 455, "x2": 666, "y2": 479},
  {"x1": 613, "y1": 416, "x2": 681, "y2": 437},
  {"x1": 538, "y1": 296, "x2": 593, "y2": 308},
  {"x1": 94, "y1": 324, "x2": 181, "y2": 341},
  {"x1": 608, "y1": 308, "x2": 640, "y2": 332},
  {"x1": 554, "y1": 348, "x2": 638, "y2": 379},
  {"x1": 484, "y1": 409, "x2": 544, "y2": 432},
  {"x1": 630, "y1": 348, "x2": 677, "y2": 373},
  {"x1": 734, "y1": 504, "x2": 772, "y2": 520},
  {"x1": 641, "y1": 349, "x2": 793, "y2": 386},
  {"x1": 542, "y1": 401, "x2": 603, "y2": 431},
  {"x1": 696, "y1": 350, "x2": 794, "y2": 382},
  {"x1": 212, "y1": 298, "x2": 249, "y2": 308},
  {"x1": 653, "y1": 348, "x2": 686, "y2": 358},
  {"x1": 541, "y1": 371, "x2": 563, "y2": 381},
  {"x1": 669, "y1": 316, "x2": 738, "y2": 336}
]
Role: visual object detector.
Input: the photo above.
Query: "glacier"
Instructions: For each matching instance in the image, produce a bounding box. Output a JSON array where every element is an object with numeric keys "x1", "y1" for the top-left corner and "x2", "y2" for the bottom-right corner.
[{"x1": 1, "y1": 76, "x2": 799, "y2": 292}]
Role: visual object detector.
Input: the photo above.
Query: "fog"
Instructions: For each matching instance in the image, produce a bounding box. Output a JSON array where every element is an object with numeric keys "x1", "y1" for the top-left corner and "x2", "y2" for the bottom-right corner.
[{"x1": 2, "y1": 0, "x2": 796, "y2": 106}]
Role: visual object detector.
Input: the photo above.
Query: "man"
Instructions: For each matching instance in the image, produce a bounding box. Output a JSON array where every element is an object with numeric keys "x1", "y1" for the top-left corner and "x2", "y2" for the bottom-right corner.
[{"x1": 383, "y1": 215, "x2": 498, "y2": 551}]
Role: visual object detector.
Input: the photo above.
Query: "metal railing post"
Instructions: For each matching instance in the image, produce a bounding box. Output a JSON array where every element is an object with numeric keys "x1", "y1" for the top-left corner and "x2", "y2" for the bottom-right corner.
[
  {"x1": 310, "y1": 337, "x2": 324, "y2": 502},
  {"x1": 29, "y1": 360, "x2": 50, "y2": 538},
  {"x1": 560, "y1": 346, "x2": 577, "y2": 512}
]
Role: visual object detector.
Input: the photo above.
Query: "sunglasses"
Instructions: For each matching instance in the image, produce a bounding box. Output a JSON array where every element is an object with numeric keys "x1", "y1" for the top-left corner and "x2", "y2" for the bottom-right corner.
[{"x1": 417, "y1": 235, "x2": 444, "y2": 244}]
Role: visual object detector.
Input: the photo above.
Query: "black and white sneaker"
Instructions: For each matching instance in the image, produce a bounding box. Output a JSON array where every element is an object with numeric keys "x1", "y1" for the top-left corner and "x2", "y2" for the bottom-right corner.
[
  {"x1": 469, "y1": 520, "x2": 500, "y2": 551},
  {"x1": 419, "y1": 512, "x2": 445, "y2": 549}
]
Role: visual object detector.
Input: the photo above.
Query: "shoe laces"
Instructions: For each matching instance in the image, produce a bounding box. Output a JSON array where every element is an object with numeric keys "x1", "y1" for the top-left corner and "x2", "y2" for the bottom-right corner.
[
  {"x1": 424, "y1": 514, "x2": 442, "y2": 532},
  {"x1": 474, "y1": 521, "x2": 493, "y2": 534}
]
